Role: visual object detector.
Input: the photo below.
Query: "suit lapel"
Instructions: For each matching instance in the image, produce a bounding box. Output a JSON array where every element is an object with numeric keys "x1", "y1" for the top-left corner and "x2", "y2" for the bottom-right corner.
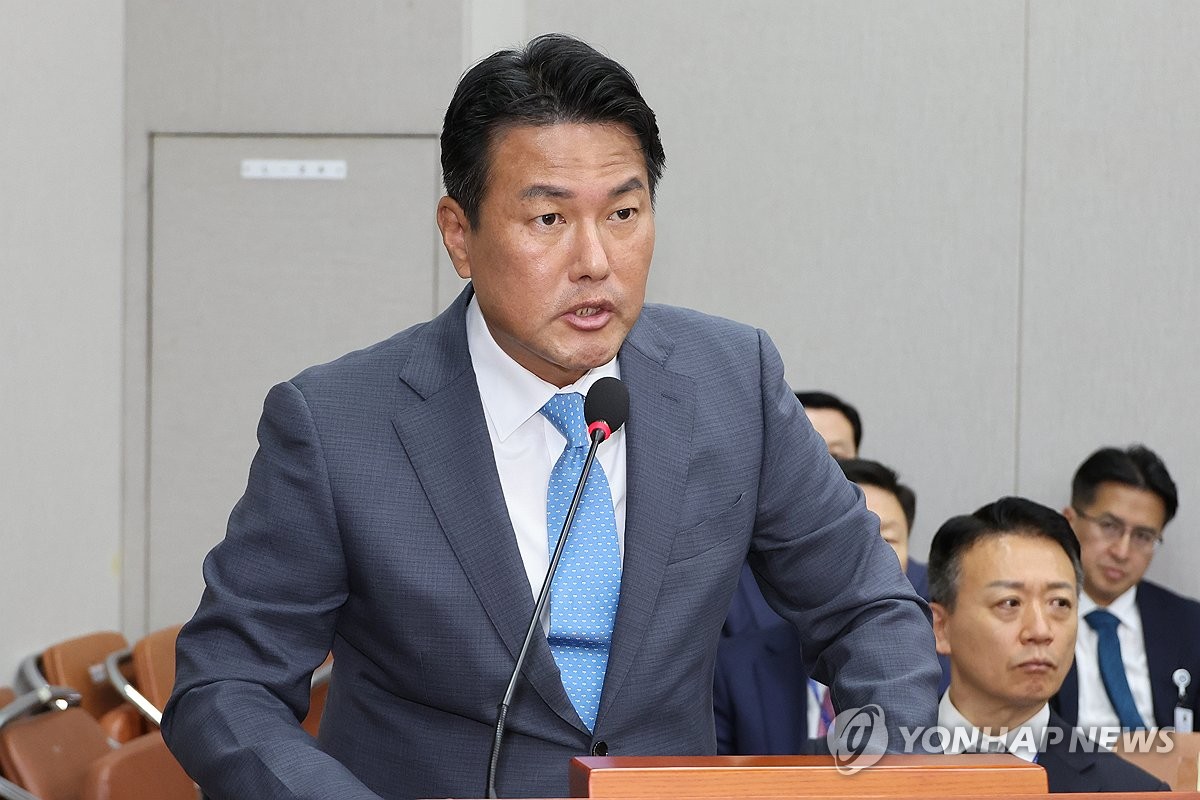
[
  {"x1": 391, "y1": 288, "x2": 581, "y2": 730},
  {"x1": 1055, "y1": 662, "x2": 1080, "y2": 725},
  {"x1": 1138, "y1": 584, "x2": 1174, "y2": 727},
  {"x1": 595, "y1": 310, "x2": 695, "y2": 726},
  {"x1": 1043, "y1": 712, "x2": 1102, "y2": 793}
]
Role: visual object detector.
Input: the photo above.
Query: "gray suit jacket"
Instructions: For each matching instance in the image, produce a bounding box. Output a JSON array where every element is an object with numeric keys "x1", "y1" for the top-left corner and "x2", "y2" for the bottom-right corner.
[{"x1": 162, "y1": 286, "x2": 940, "y2": 799}]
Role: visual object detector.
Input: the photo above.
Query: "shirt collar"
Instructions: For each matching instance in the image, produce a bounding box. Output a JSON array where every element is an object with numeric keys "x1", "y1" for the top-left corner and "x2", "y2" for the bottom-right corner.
[
  {"x1": 938, "y1": 691, "x2": 1050, "y2": 762},
  {"x1": 1080, "y1": 583, "x2": 1139, "y2": 628},
  {"x1": 466, "y1": 295, "x2": 620, "y2": 441}
]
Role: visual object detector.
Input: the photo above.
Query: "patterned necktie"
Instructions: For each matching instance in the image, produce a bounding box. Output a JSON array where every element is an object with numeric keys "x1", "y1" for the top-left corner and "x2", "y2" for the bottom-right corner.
[
  {"x1": 540, "y1": 392, "x2": 622, "y2": 731},
  {"x1": 1085, "y1": 609, "x2": 1147, "y2": 729}
]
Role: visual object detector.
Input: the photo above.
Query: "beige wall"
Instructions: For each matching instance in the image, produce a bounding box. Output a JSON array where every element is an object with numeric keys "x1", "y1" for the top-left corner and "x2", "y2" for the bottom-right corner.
[{"x1": 0, "y1": 0, "x2": 126, "y2": 681}]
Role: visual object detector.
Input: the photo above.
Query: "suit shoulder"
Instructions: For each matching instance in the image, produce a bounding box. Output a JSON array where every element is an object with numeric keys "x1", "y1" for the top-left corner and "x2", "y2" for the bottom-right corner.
[
  {"x1": 641, "y1": 303, "x2": 757, "y2": 332},
  {"x1": 640, "y1": 304, "x2": 761, "y2": 346},
  {"x1": 1096, "y1": 752, "x2": 1171, "y2": 791},
  {"x1": 1044, "y1": 712, "x2": 1170, "y2": 792},
  {"x1": 1140, "y1": 580, "x2": 1200, "y2": 617},
  {"x1": 634, "y1": 303, "x2": 773, "y2": 370}
]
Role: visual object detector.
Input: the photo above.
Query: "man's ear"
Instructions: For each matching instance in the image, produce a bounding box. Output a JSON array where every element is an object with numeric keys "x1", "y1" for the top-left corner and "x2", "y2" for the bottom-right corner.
[
  {"x1": 1061, "y1": 506, "x2": 1084, "y2": 541},
  {"x1": 437, "y1": 197, "x2": 472, "y2": 279},
  {"x1": 931, "y1": 602, "x2": 952, "y2": 657}
]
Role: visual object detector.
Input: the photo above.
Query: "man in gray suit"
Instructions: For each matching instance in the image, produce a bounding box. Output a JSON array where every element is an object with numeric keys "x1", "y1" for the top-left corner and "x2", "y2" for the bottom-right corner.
[{"x1": 162, "y1": 33, "x2": 940, "y2": 800}]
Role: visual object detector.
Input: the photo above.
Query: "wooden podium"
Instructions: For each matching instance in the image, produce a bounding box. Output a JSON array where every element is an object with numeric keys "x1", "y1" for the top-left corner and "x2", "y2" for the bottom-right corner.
[
  {"x1": 436, "y1": 753, "x2": 1200, "y2": 798},
  {"x1": 568, "y1": 754, "x2": 1046, "y2": 798}
]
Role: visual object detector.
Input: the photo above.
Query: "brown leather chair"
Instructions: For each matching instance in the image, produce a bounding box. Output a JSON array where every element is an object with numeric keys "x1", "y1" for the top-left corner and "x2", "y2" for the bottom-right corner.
[
  {"x1": 80, "y1": 731, "x2": 197, "y2": 800},
  {"x1": 26, "y1": 633, "x2": 143, "y2": 743},
  {"x1": 129, "y1": 626, "x2": 182, "y2": 712},
  {"x1": 104, "y1": 624, "x2": 183, "y2": 727},
  {"x1": 0, "y1": 687, "x2": 115, "y2": 800}
]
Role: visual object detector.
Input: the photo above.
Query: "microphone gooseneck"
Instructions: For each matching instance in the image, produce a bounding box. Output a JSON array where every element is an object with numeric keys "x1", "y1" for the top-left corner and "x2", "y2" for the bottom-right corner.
[{"x1": 485, "y1": 378, "x2": 629, "y2": 798}]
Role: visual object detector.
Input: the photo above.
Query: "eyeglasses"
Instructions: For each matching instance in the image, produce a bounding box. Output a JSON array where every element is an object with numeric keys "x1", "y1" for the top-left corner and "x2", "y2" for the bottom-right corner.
[{"x1": 1072, "y1": 507, "x2": 1162, "y2": 553}]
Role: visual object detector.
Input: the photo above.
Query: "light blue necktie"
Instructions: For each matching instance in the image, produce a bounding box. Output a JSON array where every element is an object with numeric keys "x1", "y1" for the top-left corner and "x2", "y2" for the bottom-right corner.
[
  {"x1": 1085, "y1": 609, "x2": 1146, "y2": 729},
  {"x1": 540, "y1": 392, "x2": 622, "y2": 731}
]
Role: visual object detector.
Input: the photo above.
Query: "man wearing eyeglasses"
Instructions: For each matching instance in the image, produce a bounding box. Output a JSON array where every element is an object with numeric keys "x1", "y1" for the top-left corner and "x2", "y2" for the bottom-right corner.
[{"x1": 1053, "y1": 445, "x2": 1200, "y2": 733}]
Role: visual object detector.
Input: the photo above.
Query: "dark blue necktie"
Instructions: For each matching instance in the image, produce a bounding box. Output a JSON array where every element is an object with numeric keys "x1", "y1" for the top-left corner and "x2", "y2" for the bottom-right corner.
[
  {"x1": 540, "y1": 392, "x2": 621, "y2": 731},
  {"x1": 1085, "y1": 609, "x2": 1146, "y2": 729}
]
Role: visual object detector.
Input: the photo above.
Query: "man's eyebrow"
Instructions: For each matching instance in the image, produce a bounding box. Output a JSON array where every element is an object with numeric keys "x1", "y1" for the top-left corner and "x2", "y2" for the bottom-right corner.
[
  {"x1": 610, "y1": 177, "x2": 645, "y2": 197},
  {"x1": 521, "y1": 184, "x2": 573, "y2": 200},
  {"x1": 518, "y1": 177, "x2": 646, "y2": 201},
  {"x1": 986, "y1": 580, "x2": 1026, "y2": 590},
  {"x1": 984, "y1": 580, "x2": 1076, "y2": 591}
]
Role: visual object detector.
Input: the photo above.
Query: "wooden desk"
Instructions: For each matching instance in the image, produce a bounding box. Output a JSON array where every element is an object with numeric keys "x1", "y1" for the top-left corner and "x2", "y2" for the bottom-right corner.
[{"x1": 568, "y1": 754, "x2": 1047, "y2": 797}]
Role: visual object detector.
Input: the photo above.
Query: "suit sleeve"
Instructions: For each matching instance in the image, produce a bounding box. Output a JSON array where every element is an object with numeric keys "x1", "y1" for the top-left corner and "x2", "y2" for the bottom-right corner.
[
  {"x1": 745, "y1": 329, "x2": 942, "y2": 749},
  {"x1": 161, "y1": 381, "x2": 383, "y2": 800}
]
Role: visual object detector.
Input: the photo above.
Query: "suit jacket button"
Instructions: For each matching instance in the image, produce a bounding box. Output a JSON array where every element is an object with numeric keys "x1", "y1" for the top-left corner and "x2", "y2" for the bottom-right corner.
[{"x1": 591, "y1": 741, "x2": 608, "y2": 756}]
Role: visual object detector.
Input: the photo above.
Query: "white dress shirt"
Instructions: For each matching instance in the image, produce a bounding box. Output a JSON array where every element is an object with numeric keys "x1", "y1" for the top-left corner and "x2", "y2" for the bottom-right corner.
[
  {"x1": 938, "y1": 691, "x2": 1048, "y2": 762},
  {"x1": 465, "y1": 296, "x2": 628, "y2": 606},
  {"x1": 1075, "y1": 585, "x2": 1155, "y2": 731}
]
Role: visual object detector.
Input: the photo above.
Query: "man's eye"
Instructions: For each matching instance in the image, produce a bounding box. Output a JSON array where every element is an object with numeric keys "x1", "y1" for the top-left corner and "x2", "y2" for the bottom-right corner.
[
  {"x1": 611, "y1": 208, "x2": 635, "y2": 221},
  {"x1": 538, "y1": 213, "x2": 560, "y2": 226}
]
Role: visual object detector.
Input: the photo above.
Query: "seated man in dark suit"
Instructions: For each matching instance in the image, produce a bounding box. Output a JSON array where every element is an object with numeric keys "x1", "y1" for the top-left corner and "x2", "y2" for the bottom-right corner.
[
  {"x1": 1053, "y1": 444, "x2": 1200, "y2": 732},
  {"x1": 724, "y1": 393, "x2": 929, "y2": 636},
  {"x1": 930, "y1": 497, "x2": 1167, "y2": 792},
  {"x1": 714, "y1": 458, "x2": 932, "y2": 754}
]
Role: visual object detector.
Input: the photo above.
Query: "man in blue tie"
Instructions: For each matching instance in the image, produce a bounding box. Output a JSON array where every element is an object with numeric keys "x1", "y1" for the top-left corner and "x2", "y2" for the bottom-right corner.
[
  {"x1": 929, "y1": 497, "x2": 1168, "y2": 792},
  {"x1": 1053, "y1": 445, "x2": 1200, "y2": 732},
  {"x1": 162, "y1": 33, "x2": 940, "y2": 800}
]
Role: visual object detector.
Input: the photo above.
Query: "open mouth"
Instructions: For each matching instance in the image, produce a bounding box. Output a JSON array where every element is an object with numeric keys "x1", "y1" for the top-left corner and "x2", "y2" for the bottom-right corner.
[{"x1": 563, "y1": 301, "x2": 615, "y2": 330}]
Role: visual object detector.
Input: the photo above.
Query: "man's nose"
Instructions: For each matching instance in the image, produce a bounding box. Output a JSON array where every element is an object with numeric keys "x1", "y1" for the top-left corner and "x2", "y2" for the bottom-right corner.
[
  {"x1": 572, "y1": 222, "x2": 612, "y2": 280},
  {"x1": 1109, "y1": 530, "x2": 1133, "y2": 559},
  {"x1": 1022, "y1": 605, "x2": 1054, "y2": 644}
]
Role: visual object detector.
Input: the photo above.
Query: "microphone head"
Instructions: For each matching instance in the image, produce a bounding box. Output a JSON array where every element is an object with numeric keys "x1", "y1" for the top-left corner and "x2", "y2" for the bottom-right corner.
[{"x1": 584, "y1": 377, "x2": 629, "y2": 441}]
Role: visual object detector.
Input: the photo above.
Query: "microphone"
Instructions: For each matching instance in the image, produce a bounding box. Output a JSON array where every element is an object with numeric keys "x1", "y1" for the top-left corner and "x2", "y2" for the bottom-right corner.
[
  {"x1": 485, "y1": 377, "x2": 630, "y2": 798},
  {"x1": 583, "y1": 376, "x2": 630, "y2": 444}
]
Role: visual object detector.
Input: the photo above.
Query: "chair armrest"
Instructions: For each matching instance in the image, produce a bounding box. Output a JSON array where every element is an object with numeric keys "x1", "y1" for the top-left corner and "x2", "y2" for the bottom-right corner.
[
  {"x1": 311, "y1": 658, "x2": 333, "y2": 689},
  {"x1": 103, "y1": 649, "x2": 162, "y2": 726},
  {"x1": 0, "y1": 775, "x2": 41, "y2": 800},
  {"x1": 16, "y1": 655, "x2": 46, "y2": 694},
  {"x1": 0, "y1": 686, "x2": 82, "y2": 729}
]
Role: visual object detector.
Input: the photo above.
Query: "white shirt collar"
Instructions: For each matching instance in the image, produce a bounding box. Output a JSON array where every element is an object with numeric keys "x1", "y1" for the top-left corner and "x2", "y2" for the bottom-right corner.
[
  {"x1": 465, "y1": 295, "x2": 620, "y2": 442},
  {"x1": 1080, "y1": 583, "x2": 1139, "y2": 628},
  {"x1": 937, "y1": 691, "x2": 1050, "y2": 763}
]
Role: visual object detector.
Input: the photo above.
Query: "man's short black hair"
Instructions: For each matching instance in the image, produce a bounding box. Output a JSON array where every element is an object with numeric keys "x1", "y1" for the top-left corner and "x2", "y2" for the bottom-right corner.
[
  {"x1": 928, "y1": 496, "x2": 1083, "y2": 610},
  {"x1": 794, "y1": 391, "x2": 862, "y2": 450},
  {"x1": 837, "y1": 457, "x2": 915, "y2": 532},
  {"x1": 440, "y1": 33, "x2": 666, "y2": 228},
  {"x1": 1070, "y1": 444, "x2": 1178, "y2": 525}
]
